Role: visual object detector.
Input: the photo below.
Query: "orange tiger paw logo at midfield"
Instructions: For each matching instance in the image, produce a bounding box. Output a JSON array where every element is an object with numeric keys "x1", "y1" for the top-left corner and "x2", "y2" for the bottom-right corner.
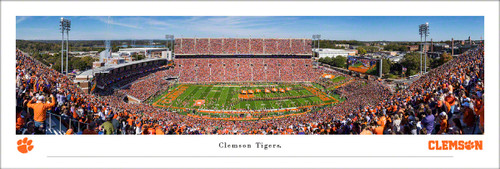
[{"x1": 17, "y1": 137, "x2": 34, "y2": 154}]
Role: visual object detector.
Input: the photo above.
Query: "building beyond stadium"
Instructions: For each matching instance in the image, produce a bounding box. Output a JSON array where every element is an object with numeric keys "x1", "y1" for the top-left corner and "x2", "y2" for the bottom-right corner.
[{"x1": 313, "y1": 48, "x2": 357, "y2": 58}]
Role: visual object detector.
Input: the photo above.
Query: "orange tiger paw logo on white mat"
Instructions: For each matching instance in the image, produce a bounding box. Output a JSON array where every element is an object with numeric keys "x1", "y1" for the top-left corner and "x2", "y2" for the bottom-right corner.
[{"x1": 17, "y1": 137, "x2": 34, "y2": 154}]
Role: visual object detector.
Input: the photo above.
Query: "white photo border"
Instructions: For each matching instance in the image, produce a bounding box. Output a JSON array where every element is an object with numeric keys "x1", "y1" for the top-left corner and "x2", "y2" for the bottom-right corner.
[{"x1": 1, "y1": 1, "x2": 499, "y2": 168}]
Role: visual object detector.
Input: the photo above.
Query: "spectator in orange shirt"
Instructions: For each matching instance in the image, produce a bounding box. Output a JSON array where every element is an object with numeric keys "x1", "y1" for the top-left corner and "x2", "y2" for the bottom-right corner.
[
  {"x1": 377, "y1": 113, "x2": 387, "y2": 128},
  {"x1": 148, "y1": 127, "x2": 156, "y2": 135},
  {"x1": 16, "y1": 114, "x2": 25, "y2": 133},
  {"x1": 66, "y1": 128, "x2": 74, "y2": 135},
  {"x1": 16, "y1": 108, "x2": 27, "y2": 132},
  {"x1": 461, "y1": 99, "x2": 475, "y2": 128},
  {"x1": 477, "y1": 103, "x2": 484, "y2": 133},
  {"x1": 437, "y1": 112, "x2": 448, "y2": 134},
  {"x1": 156, "y1": 127, "x2": 165, "y2": 135},
  {"x1": 360, "y1": 126, "x2": 373, "y2": 135},
  {"x1": 127, "y1": 117, "x2": 134, "y2": 126},
  {"x1": 444, "y1": 93, "x2": 457, "y2": 116},
  {"x1": 372, "y1": 123, "x2": 384, "y2": 135},
  {"x1": 27, "y1": 94, "x2": 55, "y2": 134}
]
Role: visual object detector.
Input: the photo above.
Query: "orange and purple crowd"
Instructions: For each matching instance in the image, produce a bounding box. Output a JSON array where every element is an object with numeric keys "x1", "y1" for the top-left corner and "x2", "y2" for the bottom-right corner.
[
  {"x1": 174, "y1": 38, "x2": 312, "y2": 55},
  {"x1": 173, "y1": 58, "x2": 319, "y2": 82},
  {"x1": 15, "y1": 45, "x2": 484, "y2": 135}
]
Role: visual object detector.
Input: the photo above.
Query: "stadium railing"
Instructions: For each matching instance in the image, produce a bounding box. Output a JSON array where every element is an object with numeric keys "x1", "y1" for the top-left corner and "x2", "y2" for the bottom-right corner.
[{"x1": 47, "y1": 112, "x2": 90, "y2": 135}]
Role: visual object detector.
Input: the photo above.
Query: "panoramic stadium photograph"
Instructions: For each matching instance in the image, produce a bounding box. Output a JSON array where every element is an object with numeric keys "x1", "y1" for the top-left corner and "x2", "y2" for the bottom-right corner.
[{"x1": 15, "y1": 16, "x2": 484, "y2": 135}]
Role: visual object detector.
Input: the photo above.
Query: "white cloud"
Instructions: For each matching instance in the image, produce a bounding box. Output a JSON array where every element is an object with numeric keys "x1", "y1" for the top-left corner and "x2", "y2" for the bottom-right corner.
[
  {"x1": 168, "y1": 16, "x2": 299, "y2": 37},
  {"x1": 94, "y1": 16, "x2": 299, "y2": 38},
  {"x1": 16, "y1": 16, "x2": 30, "y2": 24},
  {"x1": 81, "y1": 16, "x2": 302, "y2": 38},
  {"x1": 91, "y1": 16, "x2": 142, "y2": 29}
]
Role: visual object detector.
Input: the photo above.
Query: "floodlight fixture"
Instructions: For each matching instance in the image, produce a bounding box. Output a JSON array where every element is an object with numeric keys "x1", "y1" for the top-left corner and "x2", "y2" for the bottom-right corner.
[{"x1": 59, "y1": 17, "x2": 71, "y2": 75}]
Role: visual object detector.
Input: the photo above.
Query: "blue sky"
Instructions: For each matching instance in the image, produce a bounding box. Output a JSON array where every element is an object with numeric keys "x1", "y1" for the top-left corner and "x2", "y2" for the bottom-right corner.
[{"x1": 16, "y1": 16, "x2": 484, "y2": 41}]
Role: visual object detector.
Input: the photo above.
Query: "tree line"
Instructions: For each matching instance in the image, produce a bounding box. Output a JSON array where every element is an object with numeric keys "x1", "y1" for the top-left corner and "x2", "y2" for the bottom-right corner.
[
  {"x1": 318, "y1": 52, "x2": 453, "y2": 78},
  {"x1": 17, "y1": 40, "x2": 98, "y2": 72}
]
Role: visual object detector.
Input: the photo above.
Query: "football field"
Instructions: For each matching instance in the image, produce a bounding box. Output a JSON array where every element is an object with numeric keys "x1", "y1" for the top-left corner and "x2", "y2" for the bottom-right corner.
[{"x1": 152, "y1": 83, "x2": 341, "y2": 112}]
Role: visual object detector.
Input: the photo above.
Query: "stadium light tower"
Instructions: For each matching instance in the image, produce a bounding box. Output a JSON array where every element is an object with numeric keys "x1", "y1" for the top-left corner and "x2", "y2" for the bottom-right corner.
[
  {"x1": 312, "y1": 34, "x2": 321, "y2": 57},
  {"x1": 312, "y1": 34, "x2": 321, "y2": 49},
  {"x1": 59, "y1": 17, "x2": 71, "y2": 75},
  {"x1": 165, "y1": 34, "x2": 174, "y2": 51},
  {"x1": 317, "y1": 34, "x2": 321, "y2": 49},
  {"x1": 66, "y1": 20, "x2": 71, "y2": 75},
  {"x1": 60, "y1": 18, "x2": 64, "y2": 74},
  {"x1": 419, "y1": 23, "x2": 429, "y2": 74},
  {"x1": 423, "y1": 22, "x2": 429, "y2": 73}
]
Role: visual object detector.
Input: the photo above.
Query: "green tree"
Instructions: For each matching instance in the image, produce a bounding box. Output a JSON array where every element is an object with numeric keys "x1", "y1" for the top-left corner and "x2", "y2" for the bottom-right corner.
[
  {"x1": 384, "y1": 44, "x2": 407, "y2": 52},
  {"x1": 363, "y1": 46, "x2": 380, "y2": 53},
  {"x1": 318, "y1": 57, "x2": 325, "y2": 63},
  {"x1": 137, "y1": 54, "x2": 145, "y2": 61},
  {"x1": 97, "y1": 48, "x2": 105, "y2": 53},
  {"x1": 384, "y1": 44, "x2": 397, "y2": 51},
  {"x1": 431, "y1": 52, "x2": 453, "y2": 68},
  {"x1": 71, "y1": 58, "x2": 85, "y2": 71},
  {"x1": 399, "y1": 46, "x2": 408, "y2": 52},
  {"x1": 112, "y1": 44, "x2": 120, "y2": 52},
  {"x1": 400, "y1": 52, "x2": 430, "y2": 76},
  {"x1": 52, "y1": 62, "x2": 62, "y2": 73},
  {"x1": 379, "y1": 58, "x2": 391, "y2": 74},
  {"x1": 440, "y1": 52, "x2": 453, "y2": 63},
  {"x1": 357, "y1": 47, "x2": 367, "y2": 55},
  {"x1": 332, "y1": 56, "x2": 347, "y2": 68},
  {"x1": 323, "y1": 57, "x2": 333, "y2": 65}
]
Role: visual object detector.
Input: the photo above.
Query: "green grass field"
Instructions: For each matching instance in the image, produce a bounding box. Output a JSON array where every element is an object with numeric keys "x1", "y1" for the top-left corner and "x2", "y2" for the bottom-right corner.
[
  {"x1": 325, "y1": 76, "x2": 348, "y2": 91},
  {"x1": 331, "y1": 76, "x2": 346, "y2": 83},
  {"x1": 153, "y1": 83, "x2": 339, "y2": 111},
  {"x1": 350, "y1": 62, "x2": 365, "y2": 68}
]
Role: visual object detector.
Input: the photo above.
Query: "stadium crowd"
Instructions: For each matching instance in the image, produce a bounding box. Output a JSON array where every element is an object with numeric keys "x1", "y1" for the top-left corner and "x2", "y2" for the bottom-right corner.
[
  {"x1": 118, "y1": 67, "x2": 177, "y2": 101},
  {"x1": 15, "y1": 45, "x2": 484, "y2": 135},
  {"x1": 316, "y1": 69, "x2": 354, "y2": 90},
  {"x1": 174, "y1": 58, "x2": 320, "y2": 82},
  {"x1": 95, "y1": 61, "x2": 166, "y2": 89},
  {"x1": 175, "y1": 38, "x2": 312, "y2": 55}
]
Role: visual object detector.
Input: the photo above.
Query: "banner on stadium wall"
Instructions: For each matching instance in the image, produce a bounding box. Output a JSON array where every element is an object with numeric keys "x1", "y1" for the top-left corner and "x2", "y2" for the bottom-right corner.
[
  {"x1": 322, "y1": 73, "x2": 335, "y2": 79},
  {"x1": 347, "y1": 56, "x2": 378, "y2": 74},
  {"x1": 90, "y1": 81, "x2": 97, "y2": 93}
]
